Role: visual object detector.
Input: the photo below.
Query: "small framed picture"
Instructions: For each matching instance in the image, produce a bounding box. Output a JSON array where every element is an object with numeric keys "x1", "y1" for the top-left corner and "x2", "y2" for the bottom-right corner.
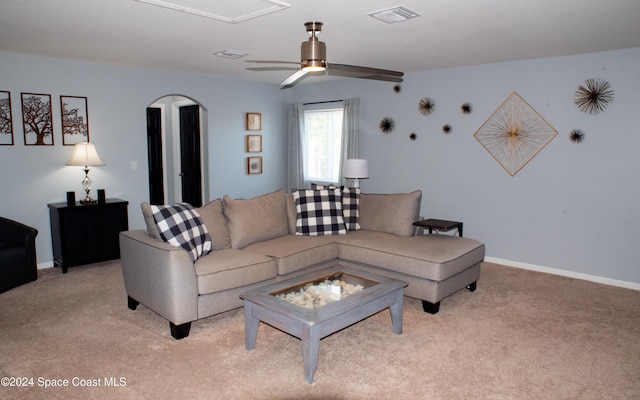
[
  {"x1": 246, "y1": 112, "x2": 262, "y2": 131},
  {"x1": 0, "y1": 91, "x2": 14, "y2": 145},
  {"x1": 246, "y1": 134, "x2": 262, "y2": 152},
  {"x1": 61, "y1": 96, "x2": 90, "y2": 145},
  {"x1": 247, "y1": 156, "x2": 263, "y2": 174},
  {"x1": 22, "y1": 92, "x2": 54, "y2": 145}
]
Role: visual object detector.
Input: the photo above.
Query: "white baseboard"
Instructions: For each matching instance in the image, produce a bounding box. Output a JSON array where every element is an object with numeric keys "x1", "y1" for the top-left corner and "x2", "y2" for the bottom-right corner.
[
  {"x1": 37, "y1": 261, "x2": 54, "y2": 270},
  {"x1": 485, "y1": 257, "x2": 640, "y2": 291}
]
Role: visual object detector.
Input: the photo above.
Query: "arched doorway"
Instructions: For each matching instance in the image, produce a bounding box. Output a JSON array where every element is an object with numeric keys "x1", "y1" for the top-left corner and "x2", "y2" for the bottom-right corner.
[{"x1": 146, "y1": 95, "x2": 209, "y2": 206}]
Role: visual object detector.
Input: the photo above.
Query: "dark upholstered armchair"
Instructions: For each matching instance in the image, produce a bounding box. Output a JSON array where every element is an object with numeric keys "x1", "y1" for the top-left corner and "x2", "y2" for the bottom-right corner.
[{"x1": 0, "y1": 217, "x2": 38, "y2": 294}]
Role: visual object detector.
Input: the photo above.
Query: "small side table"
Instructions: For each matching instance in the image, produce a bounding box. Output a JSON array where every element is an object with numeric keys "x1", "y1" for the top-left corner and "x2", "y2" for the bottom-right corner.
[{"x1": 413, "y1": 219, "x2": 463, "y2": 237}]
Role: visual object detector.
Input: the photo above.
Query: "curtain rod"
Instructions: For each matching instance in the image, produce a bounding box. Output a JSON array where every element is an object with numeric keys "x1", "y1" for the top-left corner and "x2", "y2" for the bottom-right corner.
[{"x1": 303, "y1": 99, "x2": 343, "y2": 105}]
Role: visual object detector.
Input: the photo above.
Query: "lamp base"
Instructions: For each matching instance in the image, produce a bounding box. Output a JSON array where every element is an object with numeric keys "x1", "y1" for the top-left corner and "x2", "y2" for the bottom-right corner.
[{"x1": 80, "y1": 189, "x2": 96, "y2": 204}]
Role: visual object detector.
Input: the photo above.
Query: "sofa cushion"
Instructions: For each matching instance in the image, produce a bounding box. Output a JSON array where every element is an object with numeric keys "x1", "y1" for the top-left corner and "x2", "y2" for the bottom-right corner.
[
  {"x1": 223, "y1": 189, "x2": 289, "y2": 249},
  {"x1": 194, "y1": 249, "x2": 276, "y2": 295},
  {"x1": 244, "y1": 234, "x2": 339, "y2": 275},
  {"x1": 141, "y1": 202, "x2": 162, "y2": 240},
  {"x1": 151, "y1": 203, "x2": 212, "y2": 263},
  {"x1": 337, "y1": 230, "x2": 485, "y2": 281},
  {"x1": 359, "y1": 190, "x2": 422, "y2": 236},
  {"x1": 286, "y1": 193, "x2": 297, "y2": 234},
  {"x1": 196, "y1": 199, "x2": 231, "y2": 250},
  {"x1": 293, "y1": 189, "x2": 347, "y2": 236}
]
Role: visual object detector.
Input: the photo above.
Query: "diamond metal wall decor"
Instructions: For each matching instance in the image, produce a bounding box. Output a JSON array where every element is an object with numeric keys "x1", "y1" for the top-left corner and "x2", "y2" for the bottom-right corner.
[{"x1": 474, "y1": 92, "x2": 558, "y2": 176}]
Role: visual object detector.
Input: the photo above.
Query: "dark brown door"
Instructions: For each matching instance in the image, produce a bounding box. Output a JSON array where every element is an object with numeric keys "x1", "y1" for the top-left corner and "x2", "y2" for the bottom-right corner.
[
  {"x1": 146, "y1": 107, "x2": 164, "y2": 205},
  {"x1": 179, "y1": 104, "x2": 202, "y2": 207}
]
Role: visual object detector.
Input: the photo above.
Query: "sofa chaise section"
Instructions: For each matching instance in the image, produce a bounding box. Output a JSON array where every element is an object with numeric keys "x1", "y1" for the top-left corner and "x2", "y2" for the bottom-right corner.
[{"x1": 336, "y1": 230, "x2": 484, "y2": 313}]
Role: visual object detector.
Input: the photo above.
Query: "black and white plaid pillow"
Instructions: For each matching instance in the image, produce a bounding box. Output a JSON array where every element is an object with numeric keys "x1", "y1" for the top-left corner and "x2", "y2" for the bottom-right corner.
[
  {"x1": 341, "y1": 187, "x2": 361, "y2": 231},
  {"x1": 293, "y1": 189, "x2": 347, "y2": 236},
  {"x1": 311, "y1": 184, "x2": 360, "y2": 231},
  {"x1": 151, "y1": 203, "x2": 212, "y2": 262}
]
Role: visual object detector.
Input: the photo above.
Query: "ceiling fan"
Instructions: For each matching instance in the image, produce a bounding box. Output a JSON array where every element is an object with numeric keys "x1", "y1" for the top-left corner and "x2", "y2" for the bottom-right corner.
[{"x1": 246, "y1": 22, "x2": 404, "y2": 89}]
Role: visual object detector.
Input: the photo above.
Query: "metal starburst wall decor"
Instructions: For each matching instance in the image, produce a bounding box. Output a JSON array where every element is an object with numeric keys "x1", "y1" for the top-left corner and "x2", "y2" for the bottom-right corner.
[
  {"x1": 418, "y1": 97, "x2": 436, "y2": 116},
  {"x1": 574, "y1": 78, "x2": 614, "y2": 114},
  {"x1": 474, "y1": 92, "x2": 558, "y2": 176},
  {"x1": 379, "y1": 117, "x2": 395, "y2": 133},
  {"x1": 569, "y1": 129, "x2": 585, "y2": 143}
]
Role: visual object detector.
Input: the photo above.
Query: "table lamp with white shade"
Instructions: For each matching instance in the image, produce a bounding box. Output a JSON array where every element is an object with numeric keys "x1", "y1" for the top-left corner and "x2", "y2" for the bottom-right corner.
[
  {"x1": 344, "y1": 159, "x2": 369, "y2": 188},
  {"x1": 66, "y1": 142, "x2": 105, "y2": 204}
]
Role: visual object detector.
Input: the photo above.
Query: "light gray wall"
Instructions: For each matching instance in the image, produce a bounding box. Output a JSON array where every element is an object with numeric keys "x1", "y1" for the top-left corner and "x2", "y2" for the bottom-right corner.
[
  {"x1": 2, "y1": 48, "x2": 639, "y2": 288},
  {"x1": 289, "y1": 47, "x2": 640, "y2": 287},
  {"x1": 0, "y1": 51, "x2": 289, "y2": 267}
]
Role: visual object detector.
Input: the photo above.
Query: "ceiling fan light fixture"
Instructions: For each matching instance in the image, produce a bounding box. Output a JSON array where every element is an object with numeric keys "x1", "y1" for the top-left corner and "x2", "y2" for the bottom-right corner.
[
  {"x1": 301, "y1": 33, "x2": 326, "y2": 71},
  {"x1": 302, "y1": 61, "x2": 326, "y2": 72}
]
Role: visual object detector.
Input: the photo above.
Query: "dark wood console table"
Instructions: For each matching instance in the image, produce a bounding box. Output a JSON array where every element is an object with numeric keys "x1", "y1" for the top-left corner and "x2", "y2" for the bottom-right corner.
[{"x1": 48, "y1": 198, "x2": 128, "y2": 273}]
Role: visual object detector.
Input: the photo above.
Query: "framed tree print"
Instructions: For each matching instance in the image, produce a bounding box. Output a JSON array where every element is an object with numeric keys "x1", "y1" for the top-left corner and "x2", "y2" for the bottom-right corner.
[
  {"x1": 0, "y1": 91, "x2": 14, "y2": 145},
  {"x1": 246, "y1": 112, "x2": 262, "y2": 131},
  {"x1": 61, "y1": 96, "x2": 90, "y2": 145},
  {"x1": 247, "y1": 156, "x2": 262, "y2": 174},
  {"x1": 22, "y1": 92, "x2": 54, "y2": 145},
  {"x1": 246, "y1": 134, "x2": 262, "y2": 152}
]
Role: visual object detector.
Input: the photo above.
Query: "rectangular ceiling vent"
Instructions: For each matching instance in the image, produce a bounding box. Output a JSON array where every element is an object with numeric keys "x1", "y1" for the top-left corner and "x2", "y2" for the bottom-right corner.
[
  {"x1": 134, "y1": 0, "x2": 290, "y2": 24},
  {"x1": 368, "y1": 6, "x2": 420, "y2": 23},
  {"x1": 215, "y1": 50, "x2": 249, "y2": 59}
]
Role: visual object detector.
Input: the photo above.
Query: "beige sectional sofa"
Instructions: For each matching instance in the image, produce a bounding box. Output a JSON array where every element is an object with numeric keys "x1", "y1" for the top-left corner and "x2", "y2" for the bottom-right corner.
[{"x1": 119, "y1": 189, "x2": 485, "y2": 339}]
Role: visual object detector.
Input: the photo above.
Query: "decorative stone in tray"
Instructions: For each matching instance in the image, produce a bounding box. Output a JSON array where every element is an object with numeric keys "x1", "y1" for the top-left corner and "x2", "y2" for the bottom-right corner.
[{"x1": 274, "y1": 274, "x2": 369, "y2": 309}]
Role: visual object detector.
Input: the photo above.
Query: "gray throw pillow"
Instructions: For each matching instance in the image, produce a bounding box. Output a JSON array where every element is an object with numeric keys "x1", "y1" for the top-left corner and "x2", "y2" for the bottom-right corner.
[
  {"x1": 359, "y1": 190, "x2": 422, "y2": 236},
  {"x1": 223, "y1": 189, "x2": 289, "y2": 249}
]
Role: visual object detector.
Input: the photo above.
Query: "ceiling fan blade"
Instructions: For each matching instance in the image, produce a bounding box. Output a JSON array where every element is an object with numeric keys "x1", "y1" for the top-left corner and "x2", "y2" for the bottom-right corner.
[
  {"x1": 326, "y1": 69, "x2": 404, "y2": 83},
  {"x1": 246, "y1": 67, "x2": 300, "y2": 72},
  {"x1": 327, "y1": 63, "x2": 404, "y2": 77},
  {"x1": 280, "y1": 69, "x2": 309, "y2": 89},
  {"x1": 357, "y1": 75, "x2": 403, "y2": 83}
]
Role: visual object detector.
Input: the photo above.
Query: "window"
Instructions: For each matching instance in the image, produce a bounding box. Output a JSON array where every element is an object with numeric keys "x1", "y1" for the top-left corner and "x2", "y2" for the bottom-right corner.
[
  {"x1": 303, "y1": 107, "x2": 344, "y2": 184},
  {"x1": 287, "y1": 98, "x2": 358, "y2": 192}
]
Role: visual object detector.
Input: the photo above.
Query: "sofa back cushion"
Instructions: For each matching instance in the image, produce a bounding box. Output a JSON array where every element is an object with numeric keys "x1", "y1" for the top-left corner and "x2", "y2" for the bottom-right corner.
[
  {"x1": 196, "y1": 199, "x2": 231, "y2": 250},
  {"x1": 286, "y1": 193, "x2": 297, "y2": 234},
  {"x1": 141, "y1": 202, "x2": 162, "y2": 240},
  {"x1": 223, "y1": 189, "x2": 289, "y2": 249},
  {"x1": 358, "y1": 190, "x2": 422, "y2": 236}
]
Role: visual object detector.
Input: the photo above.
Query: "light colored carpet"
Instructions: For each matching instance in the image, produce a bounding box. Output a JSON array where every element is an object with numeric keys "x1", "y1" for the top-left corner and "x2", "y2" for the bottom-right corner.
[{"x1": 1, "y1": 261, "x2": 639, "y2": 400}]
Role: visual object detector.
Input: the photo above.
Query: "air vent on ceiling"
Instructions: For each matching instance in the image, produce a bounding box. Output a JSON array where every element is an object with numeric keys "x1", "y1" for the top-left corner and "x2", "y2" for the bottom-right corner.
[
  {"x1": 368, "y1": 6, "x2": 420, "y2": 23},
  {"x1": 134, "y1": 0, "x2": 290, "y2": 24},
  {"x1": 215, "y1": 50, "x2": 249, "y2": 59}
]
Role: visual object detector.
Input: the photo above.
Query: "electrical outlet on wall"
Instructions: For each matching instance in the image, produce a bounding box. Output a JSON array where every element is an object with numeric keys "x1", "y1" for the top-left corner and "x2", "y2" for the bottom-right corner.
[{"x1": 130, "y1": 161, "x2": 137, "y2": 172}]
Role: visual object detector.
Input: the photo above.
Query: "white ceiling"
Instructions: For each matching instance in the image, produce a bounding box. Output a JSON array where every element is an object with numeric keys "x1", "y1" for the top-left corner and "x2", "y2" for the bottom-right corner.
[{"x1": 1, "y1": 0, "x2": 639, "y2": 86}]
